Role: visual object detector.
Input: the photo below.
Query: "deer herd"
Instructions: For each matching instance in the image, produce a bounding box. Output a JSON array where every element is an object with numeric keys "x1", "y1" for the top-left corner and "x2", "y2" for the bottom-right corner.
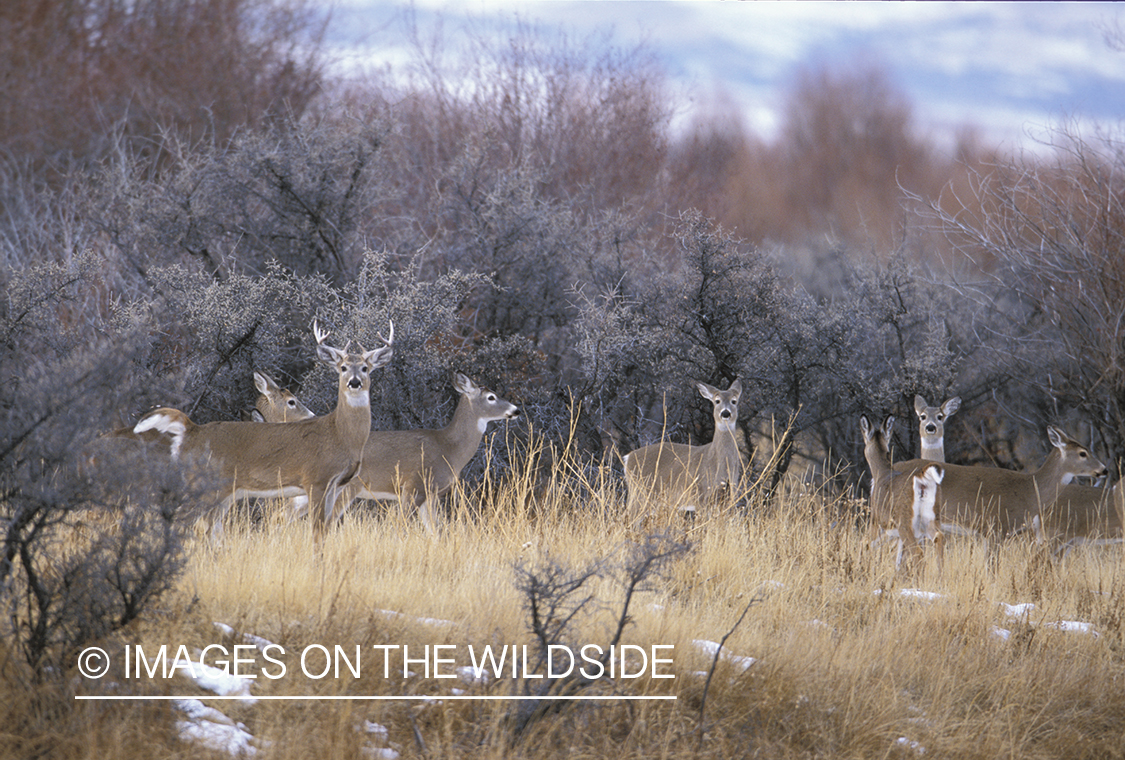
[{"x1": 112, "y1": 322, "x2": 1125, "y2": 572}]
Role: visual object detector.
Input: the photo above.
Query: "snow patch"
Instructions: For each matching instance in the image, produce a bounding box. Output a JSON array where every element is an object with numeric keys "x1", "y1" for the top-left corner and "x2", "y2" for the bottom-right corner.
[{"x1": 692, "y1": 639, "x2": 756, "y2": 671}]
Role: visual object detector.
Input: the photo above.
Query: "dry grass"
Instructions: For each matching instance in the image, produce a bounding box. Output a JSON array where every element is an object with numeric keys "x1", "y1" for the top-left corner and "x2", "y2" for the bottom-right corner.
[{"x1": 6, "y1": 460, "x2": 1125, "y2": 760}]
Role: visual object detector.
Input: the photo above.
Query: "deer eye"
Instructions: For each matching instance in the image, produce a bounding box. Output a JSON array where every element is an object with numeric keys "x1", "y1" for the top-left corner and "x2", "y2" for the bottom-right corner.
[
  {"x1": 287, "y1": 399, "x2": 297, "y2": 408},
  {"x1": 487, "y1": 394, "x2": 496, "y2": 402},
  {"x1": 1079, "y1": 451, "x2": 1088, "y2": 458},
  {"x1": 936, "y1": 413, "x2": 944, "y2": 421}
]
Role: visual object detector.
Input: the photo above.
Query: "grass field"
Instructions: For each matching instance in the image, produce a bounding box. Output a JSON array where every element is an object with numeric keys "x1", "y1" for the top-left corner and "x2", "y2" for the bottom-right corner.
[{"x1": 6, "y1": 461, "x2": 1125, "y2": 760}]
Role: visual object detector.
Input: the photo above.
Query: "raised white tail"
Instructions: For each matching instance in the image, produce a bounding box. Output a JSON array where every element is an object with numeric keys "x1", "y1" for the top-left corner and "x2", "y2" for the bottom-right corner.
[
  {"x1": 624, "y1": 379, "x2": 743, "y2": 518},
  {"x1": 901, "y1": 464, "x2": 945, "y2": 573}
]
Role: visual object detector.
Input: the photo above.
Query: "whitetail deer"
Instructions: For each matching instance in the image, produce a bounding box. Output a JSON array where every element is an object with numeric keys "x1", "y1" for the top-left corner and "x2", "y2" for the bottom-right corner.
[
  {"x1": 886, "y1": 427, "x2": 1107, "y2": 543},
  {"x1": 112, "y1": 371, "x2": 315, "y2": 449},
  {"x1": 860, "y1": 414, "x2": 943, "y2": 572},
  {"x1": 623, "y1": 379, "x2": 743, "y2": 519},
  {"x1": 132, "y1": 320, "x2": 393, "y2": 538},
  {"x1": 1035, "y1": 480, "x2": 1122, "y2": 556},
  {"x1": 914, "y1": 394, "x2": 960, "y2": 462},
  {"x1": 860, "y1": 414, "x2": 899, "y2": 547},
  {"x1": 242, "y1": 371, "x2": 315, "y2": 423},
  {"x1": 310, "y1": 372, "x2": 519, "y2": 535}
]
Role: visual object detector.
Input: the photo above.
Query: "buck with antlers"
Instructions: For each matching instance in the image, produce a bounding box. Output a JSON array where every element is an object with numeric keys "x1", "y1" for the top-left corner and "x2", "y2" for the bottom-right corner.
[
  {"x1": 132, "y1": 320, "x2": 393, "y2": 538},
  {"x1": 623, "y1": 379, "x2": 744, "y2": 520},
  {"x1": 914, "y1": 394, "x2": 960, "y2": 462}
]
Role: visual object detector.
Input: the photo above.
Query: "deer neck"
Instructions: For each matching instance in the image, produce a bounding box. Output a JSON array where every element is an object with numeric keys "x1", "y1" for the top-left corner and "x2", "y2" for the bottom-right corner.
[
  {"x1": 864, "y1": 438, "x2": 893, "y2": 482},
  {"x1": 1029, "y1": 449, "x2": 1070, "y2": 504},
  {"x1": 708, "y1": 422, "x2": 741, "y2": 466},
  {"x1": 919, "y1": 440, "x2": 944, "y2": 462},
  {"x1": 331, "y1": 386, "x2": 372, "y2": 450},
  {"x1": 436, "y1": 396, "x2": 485, "y2": 469}
]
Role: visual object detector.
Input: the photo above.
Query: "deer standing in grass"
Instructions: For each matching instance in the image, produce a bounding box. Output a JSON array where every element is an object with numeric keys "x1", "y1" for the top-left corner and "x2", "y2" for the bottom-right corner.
[
  {"x1": 1035, "y1": 480, "x2": 1122, "y2": 556},
  {"x1": 860, "y1": 414, "x2": 900, "y2": 547},
  {"x1": 623, "y1": 379, "x2": 743, "y2": 519},
  {"x1": 860, "y1": 415, "x2": 944, "y2": 573},
  {"x1": 132, "y1": 321, "x2": 393, "y2": 538},
  {"x1": 305, "y1": 372, "x2": 520, "y2": 535},
  {"x1": 884, "y1": 426, "x2": 1106, "y2": 544},
  {"x1": 914, "y1": 394, "x2": 960, "y2": 462}
]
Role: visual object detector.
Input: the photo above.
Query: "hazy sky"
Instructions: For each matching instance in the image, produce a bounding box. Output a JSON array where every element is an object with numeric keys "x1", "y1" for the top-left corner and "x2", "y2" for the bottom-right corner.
[{"x1": 324, "y1": 1, "x2": 1125, "y2": 152}]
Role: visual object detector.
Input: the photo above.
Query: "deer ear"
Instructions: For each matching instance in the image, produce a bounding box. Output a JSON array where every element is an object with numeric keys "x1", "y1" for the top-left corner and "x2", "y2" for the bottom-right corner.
[
  {"x1": 453, "y1": 372, "x2": 477, "y2": 395},
  {"x1": 728, "y1": 378, "x2": 742, "y2": 397},
  {"x1": 696, "y1": 382, "x2": 719, "y2": 401},
  {"x1": 860, "y1": 415, "x2": 872, "y2": 439},
  {"x1": 914, "y1": 395, "x2": 927, "y2": 415},
  {"x1": 943, "y1": 396, "x2": 962, "y2": 416},
  {"x1": 254, "y1": 371, "x2": 276, "y2": 395},
  {"x1": 317, "y1": 342, "x2": 345, "y2": 365},
  {"x1": 883, "y1": 415, "x2": 894, "y2": 440}
]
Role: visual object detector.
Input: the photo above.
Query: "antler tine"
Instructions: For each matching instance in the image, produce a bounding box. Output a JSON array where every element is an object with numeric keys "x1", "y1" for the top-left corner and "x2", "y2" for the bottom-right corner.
[
  {"x1": 378, "y1": 320, "x2": 395, "y2": 347},
  {"x1": 312, "y1": 319, "x2": 331, "y2": 346}
]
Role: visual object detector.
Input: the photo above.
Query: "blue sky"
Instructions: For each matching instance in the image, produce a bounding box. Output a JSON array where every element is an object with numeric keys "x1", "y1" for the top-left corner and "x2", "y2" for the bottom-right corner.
[{"x1": 323, "y1": 1, "x2": 1125, "y2": 152}]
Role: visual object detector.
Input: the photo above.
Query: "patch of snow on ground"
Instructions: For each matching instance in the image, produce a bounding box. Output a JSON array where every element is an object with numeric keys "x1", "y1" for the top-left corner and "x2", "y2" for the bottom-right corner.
[
  {"x1": 176, "y1": 718, "x2": 258, "y2": 757},
  {"x1": 692, "y1": 639, "x2": 756, "y2": 671},
  {"x1": 896, "y1": 736, "x2": 926, "y2": 754},
  {"x1": 375, "y1": 609, "x2": 456, "y2": 628},
  {"x1": 999, "y1": 602, "x2": 1098, "y2": 636},
  {"x1": 361, "y1": 749, "x2": 400, "y2": 759},
  {"x1": 172, "y1": 657, "x2": 257, "y2": 702},
  {"x1": 457, "y1": 665, "x2": 492, "y2": 685},
  {"x1": 214, "y1": 621, "x2": 277, "y2": 652},
  {"x1": 356, "y1": 721, "x2": 398, "y2": 759}
]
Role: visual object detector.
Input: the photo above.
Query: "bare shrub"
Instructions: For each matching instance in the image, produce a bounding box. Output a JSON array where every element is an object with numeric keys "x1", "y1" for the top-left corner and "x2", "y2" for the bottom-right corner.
[
  {"x1": 1, "y1": 256, "x2": 198, "y2": 682},
  {"x1": 508, "y1": 533, "x2": 691, "y2": 740},
  {"x1": 921, "y1": 125, "x2": 1125, "y2": 466},
  {"x1": 372, "y1": 17, "x2": 671, "y2": 222},
  {"x1": 0, "y1": 0, "x2": 326, "y2": 172},
  {"x1": 86, "y1": 114, "x2": 390, "y2": 285},
  {"x1": 574, "y1": 211, "x2": 984, "y2": 497},
  {"x1": 671, "y1": 60, "x2": 953, "y2": 262}
]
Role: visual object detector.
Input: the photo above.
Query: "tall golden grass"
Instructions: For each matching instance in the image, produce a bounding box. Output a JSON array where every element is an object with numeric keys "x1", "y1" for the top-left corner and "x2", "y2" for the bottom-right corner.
[{"x1": 6, "y1": 440, "x2": 1125, "y2": 759}]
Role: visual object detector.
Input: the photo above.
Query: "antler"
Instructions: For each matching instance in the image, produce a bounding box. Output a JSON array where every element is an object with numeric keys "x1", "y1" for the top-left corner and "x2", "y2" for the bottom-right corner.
[
  {"x1": 312, "y1": 319, "x2": 331, "y2": 347},
  {"x1": 378, "y1": 320, "x2": 395, "y2": 348}
]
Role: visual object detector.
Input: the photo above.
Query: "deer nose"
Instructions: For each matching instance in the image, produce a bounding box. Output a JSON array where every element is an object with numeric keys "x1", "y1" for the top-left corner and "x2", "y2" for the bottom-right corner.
[
  {"x1": 925, "y1": 423, "x2": 937, "y2": 434},
  {"x1": 348, "y1": 377, "x2": 363, "y2": 389},
  {"x1": 721, "y1": 410, "x2": 732, "y2": 419}
]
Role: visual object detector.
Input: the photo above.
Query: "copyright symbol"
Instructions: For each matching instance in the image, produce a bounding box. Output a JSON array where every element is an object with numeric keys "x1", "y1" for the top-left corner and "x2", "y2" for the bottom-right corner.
[{"x1": 78, "y1": 647, "x2": 110, "y2": 679}]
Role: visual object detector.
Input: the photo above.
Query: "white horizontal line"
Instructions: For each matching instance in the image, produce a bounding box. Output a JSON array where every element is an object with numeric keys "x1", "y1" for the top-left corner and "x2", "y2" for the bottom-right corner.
[{"x1": 75, "y1": 694, "x2": 677, "y2": 701}]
